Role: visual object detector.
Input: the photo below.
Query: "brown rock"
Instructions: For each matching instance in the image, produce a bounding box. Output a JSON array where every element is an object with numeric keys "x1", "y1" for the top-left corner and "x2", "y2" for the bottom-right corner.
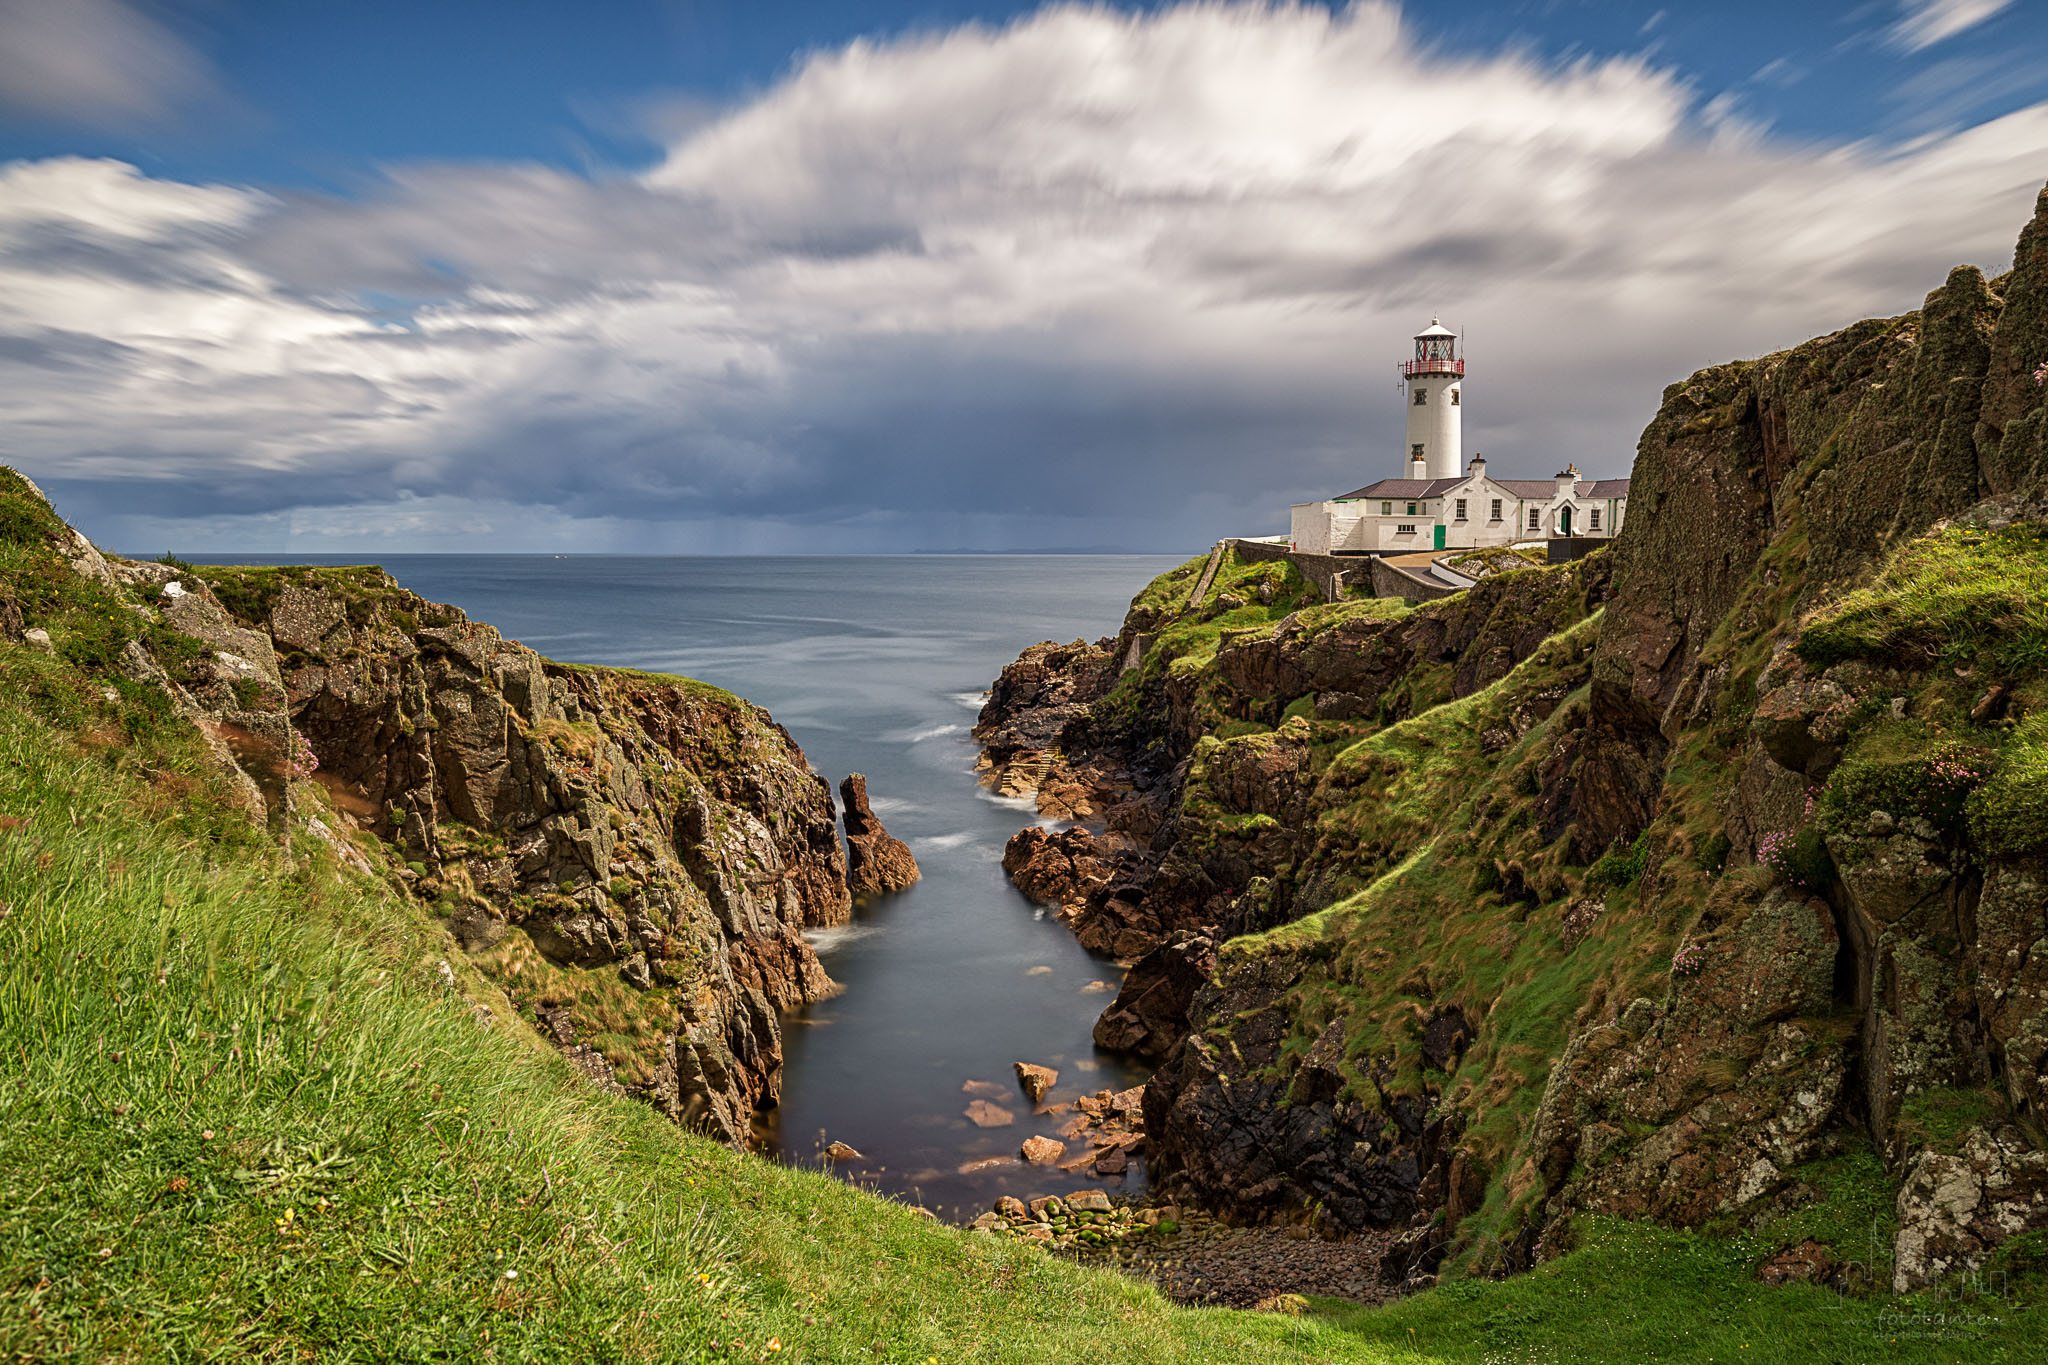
[
  {"x1": 1013, "y1": 1061, "x2": 1058, "y2": 1104},
  {"x1": 840, "y1": 773, "x2": 920, "y2": 900},
  {"x1": 822, "y1": 1140, "x2": 863, "y2": 1162},
  {"x1": 964, "y1": 1099, "x2": 1015, "y2": 1128},
  {"x1": 1758, "y1": 1240, "x2": 1837, "y2": 1287},
  {"x1": 1020, "y1": 1135, "x2": 1066, "y2": 1164}
]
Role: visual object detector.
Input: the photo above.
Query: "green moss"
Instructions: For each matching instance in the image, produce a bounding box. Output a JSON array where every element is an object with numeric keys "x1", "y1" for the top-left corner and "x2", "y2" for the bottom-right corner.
[
  {"x1": 1969, "y1": 714, "x2": 2048, "y2": 857},
  {"x1": 1797, "y1": 521, "x2": 2048, "y2": 676},
  {"x1": 1896, "y1": 1086, "x2": 2007, "y2": 1155}
]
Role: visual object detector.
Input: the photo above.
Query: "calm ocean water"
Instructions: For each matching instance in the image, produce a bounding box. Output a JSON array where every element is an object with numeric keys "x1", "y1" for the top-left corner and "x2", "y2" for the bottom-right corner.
[{"x1": 192, "y1": 553, "x2": 1178, "y2": 1217}]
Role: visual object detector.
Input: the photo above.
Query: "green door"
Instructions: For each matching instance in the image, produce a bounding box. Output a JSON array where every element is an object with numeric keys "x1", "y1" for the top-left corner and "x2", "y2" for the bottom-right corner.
[{"x1": 1433, "y1": 523, "x2": 1446, "y2": 550}]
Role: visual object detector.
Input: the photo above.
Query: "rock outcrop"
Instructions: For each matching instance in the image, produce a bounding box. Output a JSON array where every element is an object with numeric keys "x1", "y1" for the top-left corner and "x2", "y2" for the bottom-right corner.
[
  {"x1": 976, "y1": 184, "x2": 2048, "y2": 1294},
  {"x1": 0, "y1": 496, "x2": 868, "y2": 1150},
  {"x1": 839, "y1": 772, "x2": 919, "y2": 900}
]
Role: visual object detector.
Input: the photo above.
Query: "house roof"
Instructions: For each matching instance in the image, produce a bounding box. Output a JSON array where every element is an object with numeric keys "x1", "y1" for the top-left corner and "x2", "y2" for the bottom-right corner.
[
  {"x1": 1329, "y1": 474, "x2": 1632, "y2": 503},
  {"x1": 1336, "y1": 477, "x2": 1464, "y2": 500}
]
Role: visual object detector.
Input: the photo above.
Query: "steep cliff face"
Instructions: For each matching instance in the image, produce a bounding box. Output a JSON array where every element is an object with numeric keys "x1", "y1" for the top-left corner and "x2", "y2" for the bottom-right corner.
[
  {"x1": 177, "y1": 562, "x2": 853, "y2": 1143},
  {"x1": 0, "y1": 490, "x2": 859, "y2": 1146},
  {"x1": 980, "y1": 185, "x2": 2048, "y2": 1294}
]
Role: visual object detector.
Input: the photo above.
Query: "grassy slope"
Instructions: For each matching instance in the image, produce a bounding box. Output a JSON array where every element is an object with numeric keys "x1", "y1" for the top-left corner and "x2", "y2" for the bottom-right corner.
[{"x1": 0, "y1": 493, "x2": 2039, "y2": 1358}]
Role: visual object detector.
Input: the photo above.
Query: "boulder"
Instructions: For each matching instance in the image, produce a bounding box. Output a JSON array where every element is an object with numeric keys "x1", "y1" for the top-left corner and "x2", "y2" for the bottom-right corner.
[
  {"x1": 822, "y1": 1141, "x2": 864, "y2": 1162},
  {"x1": 840, "y1": 773, "x2": 920, "y2": 900},
  {"x1": 1013, "y1": 1061, "x2": 1058, "y2": 1105},
  {"x1": 1020, "y1": 1135, "x2": 1066, "y2": 1164}
]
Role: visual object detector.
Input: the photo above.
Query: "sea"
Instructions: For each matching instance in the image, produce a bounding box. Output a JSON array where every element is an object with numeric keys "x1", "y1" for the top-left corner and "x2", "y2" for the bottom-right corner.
[{"x1": 189, "y1": 553, "x2": 1180, "y2": 1218}]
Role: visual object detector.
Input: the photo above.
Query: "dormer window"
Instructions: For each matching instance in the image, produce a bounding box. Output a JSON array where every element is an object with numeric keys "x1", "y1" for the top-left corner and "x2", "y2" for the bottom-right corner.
[{"x1": 1414, "y1": 387, "x2": 1428, "y2": 405}]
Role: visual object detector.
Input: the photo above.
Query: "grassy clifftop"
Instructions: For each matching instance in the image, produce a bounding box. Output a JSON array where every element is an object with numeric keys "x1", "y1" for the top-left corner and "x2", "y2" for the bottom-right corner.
[{"x1": 7, "y1": 472, "x2": 2044, "y2": 1361}]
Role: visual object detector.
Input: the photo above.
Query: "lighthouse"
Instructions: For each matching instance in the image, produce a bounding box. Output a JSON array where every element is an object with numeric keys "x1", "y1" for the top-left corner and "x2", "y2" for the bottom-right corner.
[{"x1": 1401, "y1": 318, "x2": 1463, "y2": 481}]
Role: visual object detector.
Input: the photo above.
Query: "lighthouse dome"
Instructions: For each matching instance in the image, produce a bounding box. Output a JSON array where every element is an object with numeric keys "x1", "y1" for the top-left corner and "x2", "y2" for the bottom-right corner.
[{"x1": 1414, "y1": 318, "x2": 1456, "y2": 339}]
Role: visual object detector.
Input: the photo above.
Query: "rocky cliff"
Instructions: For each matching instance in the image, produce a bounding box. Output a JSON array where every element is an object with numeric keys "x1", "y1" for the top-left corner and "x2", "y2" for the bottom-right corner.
[
  {"x1": 978, "y1": 185, "x2": 2048, "y2": 1296},
  {"x1": 0, "y1": 485, "x2": 880, "y2": 1145}
]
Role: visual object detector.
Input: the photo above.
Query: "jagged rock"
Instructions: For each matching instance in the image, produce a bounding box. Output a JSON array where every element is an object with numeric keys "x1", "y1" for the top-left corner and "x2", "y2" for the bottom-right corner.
[
  {"x1": 1013, "y1": 1061, "x2": 1057, "y2": 1105},
  {"x1": 839, "y1": 772, "x2": 919, "y2": 900},
  {"x1": 823, "y1": 1140, "x2": 864, "y2": 1162},
  {"x1": 1893, "y1": 1127, "x2": 2048, "y2": 1292},
  {"x1": 1020, "y1": 1135, "x2": 1066, "y2": 1164},
  {"x1": 1094, "y1": 933, "x2": 1217, "y2": 1060}
]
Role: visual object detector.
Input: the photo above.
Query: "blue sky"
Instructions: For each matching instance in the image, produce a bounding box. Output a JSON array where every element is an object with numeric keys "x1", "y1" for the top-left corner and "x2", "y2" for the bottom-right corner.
[
  {"x1": 1, "y1": 1, "x2": 2044, "y2": 552},
  {"x1": 7, "y1": 2, "x2": 2045, "y2": 186}
]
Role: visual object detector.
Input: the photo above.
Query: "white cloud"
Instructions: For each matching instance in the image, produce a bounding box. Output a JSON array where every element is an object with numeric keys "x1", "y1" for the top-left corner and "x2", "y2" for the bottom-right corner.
[
  {"x1": 0, "y1": 0, "x2": 222, "y2": 128},
  {"x1": 1885, "y1": 0, "x2": 2016, "y2": 53},
  {"x1": 1, "y1": 2, "x2": 2044, "y2": 552}
]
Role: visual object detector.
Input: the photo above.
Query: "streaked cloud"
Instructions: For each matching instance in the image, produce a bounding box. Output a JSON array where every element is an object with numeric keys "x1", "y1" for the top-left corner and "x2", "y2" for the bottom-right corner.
[
  {"x1": 1, "y1": 2, "x2": 2044, "y2": 552},
  {"x1": 1884, "y1": 0, "x2": 2015, "y2": 53},
  {"x1": 0, "y1": 0, "x2": 222, "y2": 129}
]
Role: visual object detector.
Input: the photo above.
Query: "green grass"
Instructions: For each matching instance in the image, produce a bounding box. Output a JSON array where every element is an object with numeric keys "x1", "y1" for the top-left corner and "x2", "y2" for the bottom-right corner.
[
  {"x1": 5, "y1": 681, "x2": 2040, "y2": 1361},
  {"x1": 1797, "y1": 521, "x2": 2048, "y2": 675}
]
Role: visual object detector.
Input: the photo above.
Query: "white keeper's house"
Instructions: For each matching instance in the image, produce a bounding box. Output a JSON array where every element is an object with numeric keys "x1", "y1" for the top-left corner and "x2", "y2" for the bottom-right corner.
[{"x1": 1289, "y1": 320, "x2": 1629, "y2": 556}]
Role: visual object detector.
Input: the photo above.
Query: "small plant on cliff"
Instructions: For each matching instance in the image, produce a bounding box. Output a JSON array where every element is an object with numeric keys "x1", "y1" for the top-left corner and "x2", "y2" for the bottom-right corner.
[
  {"x1": 286, "y1": 729, "x2": 319, "y2": 780},
  {"x1": 1585, "y1": 831, "x2": 1649, "y2": 893},
  {"x1": 2034, "y1": 358, "x2": 2047, "y2": 384},
  {"x1": 1758, "y1": 826, "x2": 1833, "y2": 891},
  {"x1": 1671, "y1": 940, "x2": 1708, "y2": 978}
]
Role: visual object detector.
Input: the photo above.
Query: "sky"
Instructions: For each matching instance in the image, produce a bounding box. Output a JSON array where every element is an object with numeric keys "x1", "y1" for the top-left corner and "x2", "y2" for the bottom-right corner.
[{"x1": 1, "y1": 1, "x2": 2045, "y2": 554}]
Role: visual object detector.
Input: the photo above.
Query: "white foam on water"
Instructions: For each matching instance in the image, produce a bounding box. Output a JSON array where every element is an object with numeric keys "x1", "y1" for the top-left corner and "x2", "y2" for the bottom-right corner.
[
  {"x1": 866, "y1": 794, "x2": 919, "y2": 816},
  {"x1": 974, "y1": 787, "x2": 1040, "y2": 814},
  {"x1": 890, "y1": 722, "x2": 966, "y2": 743},
  {"x1": 805, "y1": 923, "x2": 884, "y2": 953},
  {"x1": 950, "y1": 691, "x2": 989, "y2": 711},
  {"x1": 918, "y1": 831, "x2": 979, "y2": 851}
]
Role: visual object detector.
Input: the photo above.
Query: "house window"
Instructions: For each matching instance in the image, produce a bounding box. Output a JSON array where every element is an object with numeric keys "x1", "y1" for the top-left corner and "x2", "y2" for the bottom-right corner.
[
  {"x1": 1396, "y1": 524, "x2": 1416, "y2": 535},
  {"x1": 1406, "y1": 501, "x2": 1417, "y2": 515},
  {"x1": 1451, "y1": 389, "x2": 1461, "y2": 406},
  {"x1": 1528, "y1": 507, "x2": 1541, "y2": 530},
  {"x1": 1455, "y1": 498, "x2": 1467, "y2": 521},
  {"x1": 1414, "y1": 388, "x2": 1428, "y2": 405},
  {"x1": 1490, "y1": 498, "x2": 1502, "y2": 522},
  {"x1": 1381, "y1": 501, "x2": 1392, "y2": 515},
  {"x1": 1590, "y1": 508, "x2": 1602, "y2": 531}
]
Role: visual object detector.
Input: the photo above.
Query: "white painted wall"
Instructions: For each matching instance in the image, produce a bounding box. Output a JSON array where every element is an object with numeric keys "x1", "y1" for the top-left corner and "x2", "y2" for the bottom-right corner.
[{"x1": 1404, "y1": 374, "x2": 1462, "y2": 482}]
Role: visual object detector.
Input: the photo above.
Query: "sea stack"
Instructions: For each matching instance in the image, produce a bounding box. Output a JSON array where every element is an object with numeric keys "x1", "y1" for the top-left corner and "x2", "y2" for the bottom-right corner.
[{"x1": 840, "y1": 772, "x2": 921, "y2": 900}]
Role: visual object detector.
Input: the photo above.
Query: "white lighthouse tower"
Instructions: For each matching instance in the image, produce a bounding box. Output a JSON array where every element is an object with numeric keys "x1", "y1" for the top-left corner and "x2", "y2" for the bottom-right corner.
[{"x1": 1401, "y1": 318, "x2": 1463, "y2": 481}]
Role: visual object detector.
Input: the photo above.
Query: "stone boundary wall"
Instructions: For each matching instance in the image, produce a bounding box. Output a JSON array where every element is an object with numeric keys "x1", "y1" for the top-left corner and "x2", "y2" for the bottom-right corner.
[
  {"x1": 1366, "y1": 557, "x2": 1464, "y2": 604},
  {"x1": 1226, "y1": 539, "x2": 1356, "y2": 600}
]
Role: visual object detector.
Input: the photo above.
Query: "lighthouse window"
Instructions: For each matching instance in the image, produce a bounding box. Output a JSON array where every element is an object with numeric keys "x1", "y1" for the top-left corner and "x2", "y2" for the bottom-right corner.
[
  {"x1": 1490, "y1": 498, "x2": 1502, "y2": 522},
  {"x1": 1590, "y1": 508, "x2": 1602, "y2": 531},
  {"x1": 1410, "y1": 443, "x2": 1423, "y2": 460},
  {"x1": 1455, "y1": 498, "x2": 1467, "y2": 521},
  {"x1": 1451, "y1": 389, "x2": 1460, "y2": 406},
  {"x1": 1414, "y1": 388, "x2": 1427, "y2": 405}
]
